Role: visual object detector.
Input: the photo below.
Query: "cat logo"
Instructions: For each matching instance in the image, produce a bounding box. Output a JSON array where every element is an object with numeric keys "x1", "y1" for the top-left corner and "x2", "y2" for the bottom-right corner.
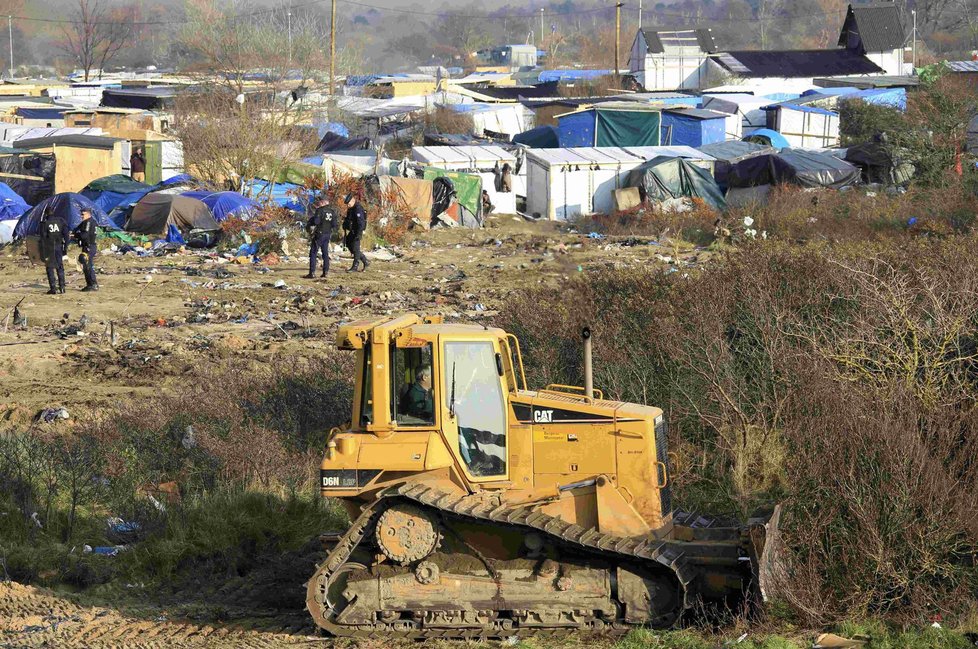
[{"x1": 533, "y1": 409, "x2": 554, "y2": 423}]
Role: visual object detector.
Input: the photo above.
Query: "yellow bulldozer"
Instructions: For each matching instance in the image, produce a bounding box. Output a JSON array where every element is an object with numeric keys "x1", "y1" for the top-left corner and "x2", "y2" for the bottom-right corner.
[{"x1": 306, "y1": 314, "x2": 781, "y2": 639}]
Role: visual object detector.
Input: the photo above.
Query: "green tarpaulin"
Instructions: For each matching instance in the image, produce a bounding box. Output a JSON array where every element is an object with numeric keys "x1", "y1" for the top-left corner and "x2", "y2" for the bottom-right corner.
[
  {"x1": 626, "y1": 156, "x2": 726, "y2": 211},
  {"x1": 596, "y1": 109, "x2": 660, "y2": 147},
  {"x1": 423, "y1": 168, "x2": 482, "y2": 221},
  {"x1": 83, "y1": 174, "x2": 151, "y2": 194}
]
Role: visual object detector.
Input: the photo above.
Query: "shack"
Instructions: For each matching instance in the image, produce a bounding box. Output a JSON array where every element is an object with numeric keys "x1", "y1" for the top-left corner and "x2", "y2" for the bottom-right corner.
[
  {"x1": 557, "y1": 103, "x2": 662, "y2": 147},
  {"x1": 411, "y1": 145, "x2": 523, "y2": 214},
  {"x1": 14, "y1": 134, "x2": 127, "y2": 194},
  {"x1": 660, "y1": 108, "x2": 727, "y2": 147},
  {"x1": 763, "y1": 104, "x2": 840, "y2": 148},
  {"x1": 701, "y1": 93, "x2": 771, "y2": 139},
  {"x1": 525, "y1": 146, "x2": 715, "y2": 221}
]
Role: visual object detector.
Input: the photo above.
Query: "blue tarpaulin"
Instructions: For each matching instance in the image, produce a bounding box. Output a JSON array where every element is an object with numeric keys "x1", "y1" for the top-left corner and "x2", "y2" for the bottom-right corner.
[
  {"x1": 180, "y1": 190, "x2": 259, "y2": 221},
  {"x1": 538, "y1": 69, "x2": 612, "y2": 83},
  {"x1": 661, "y1": 109, "x2": 726, "y2": 147},
  {"x1": 744, "y1": 129, "x2": 791, "y2": 149},
  {"x1": 158, "y1": 173, "x2": 195, "y2": 187},
  {"x1": 81, "y1": 188, "x2": 153, "y2": 215},
  {"x1": 165, "y1": 224, "x2": 185, "y2": 244},
  {"x1": 13, "y1": 193, "x2": 113, "y2": 239},
  {"x1": 841, "y1": 87, "x2": 907, "y2": 111},
  {"x1": 242, "y1": 180, "x2": 311, "y2": 212},
  {"x1": 0, "y1": 182, "x2": 30, "y2": 221},
  {"x1": 15, "y1": 107, "x2": 67, "y2": 120}
]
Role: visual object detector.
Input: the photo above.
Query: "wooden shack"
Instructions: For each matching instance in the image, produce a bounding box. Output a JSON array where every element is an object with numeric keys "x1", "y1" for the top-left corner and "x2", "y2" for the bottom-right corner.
[{"x1": 14, "y1": 134, "x2": 127, "y2": 194}]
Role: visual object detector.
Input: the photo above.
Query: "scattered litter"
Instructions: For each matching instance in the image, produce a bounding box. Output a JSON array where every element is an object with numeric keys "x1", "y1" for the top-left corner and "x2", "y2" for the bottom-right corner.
[
  {"x1": 91, "y1": 545, "x2": 128, "y2": 557},
  {"x1": 587, "y1": 232, "x2": 605, "y2": 240},
  {"x1": 107, "y1": 518, "x2": 143, "y2": 544},
  {"x1": 30, "y1": 512, "x2": 42, "y2": 528},
  {"x1": 273, "y1": 279, "x2": 287, "y2": 289},
  {"x1": 37, "y1": 407, "x2": 69, "y2": 423},
  {"x1": 813, "y1": 633, "x2": 868, "y2": 648},
  {"x1": 138, "y1": 274, "x2": 154, "y2": 284},
  {"x1": 181, "y1": 425, "x2": 197, "y2": 450}
]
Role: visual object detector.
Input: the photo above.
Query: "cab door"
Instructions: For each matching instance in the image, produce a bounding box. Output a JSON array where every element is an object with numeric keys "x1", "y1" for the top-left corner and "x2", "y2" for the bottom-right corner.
[{"x1": 441, "y1": 338, "x2": 509, "y2": 482}]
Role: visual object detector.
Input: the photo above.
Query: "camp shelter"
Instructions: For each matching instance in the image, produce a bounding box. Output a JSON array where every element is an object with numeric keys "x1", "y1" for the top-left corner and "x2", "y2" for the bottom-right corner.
[
  {"x1": 364, "y1": 75, "x2": 437, "y2": 98},
  {"x1": 80, "y1": 174, "x2": 151, "y2": 214},
  {"x1": 126, "y1": 194, "x2": 219, "y2": 236},
  {"x1": 525, "y1": 146, "x2": 715, "y2": 221},
  {"x1": 101, "y1": 87, "x2": 181, "y2": 110},
  {"x1": 512, "y1": 125, "x2": 560, "y2": 148},
  {"x1": 412, "y1": 145, "x2": 522, "y2": 214},
  {"x1": 13, "y1": 192, "x2": 111, "y2": 239},
  {"x1": 379, "y1": 176, "x2": 433, "y2": 223},
  {"x1": 443, "y1": 103, "x2": 532, "y2": 139},
  {"x1": 762, "y1": 104, "x2": 840, "y2": 148},
  {"x1": 0, "y1": 149, "x2": 56, "y2": 205},
  {"x1": 422, "y1": 167, "x2": 483, "y2": 223},
  {"x1": 701, "y1": 93, "x2": 774, "y2": 140},
  {"x1": 743, "y1": 129, "x2": 790, "y2": 149},
  {"x1": 243, "y1": 179, "x2": 310, "y2": 212},
  {"x1": 14, "y1": 134, "x2": 127, "y2": 194},
  {"x1": 727, "y1": 149, "x2": 861, "y2": 196},
  {"x1": 844, "y1": 140, "x2": 915, "y2": 185},
  {"x1": 8, "y1": 105, "x2": 68, "y2": 127},
  {"x1": 625, "y1": 156, "x2": 726, "y2": 210},
  {"x1": 660, "y1": 108, "x2": 727, "y2": 147},
  {"x1": 697, "y1": 140, "x2": 774, "y2": 189},
  {"x1": 557, "y1": 103, "x2": 661, "y2": 147},
  {"x1": 0, "y1": 125, "x2": 104, "y2": 148},
  {"x1": 0, "y1": 182, "x2": 29, "y2": 220},
  {"x1": 64, "y1": 107, "x2": 167, "y2": 133},
  {"x1": 180, "y1": 191, "x2": 259, "y2": 221}
]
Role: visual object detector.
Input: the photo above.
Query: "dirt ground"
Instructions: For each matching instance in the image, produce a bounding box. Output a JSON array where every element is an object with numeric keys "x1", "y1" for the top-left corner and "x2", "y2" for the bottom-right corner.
[{"x1": 0, "y1": 215, "x2": 699, "y2": 648}]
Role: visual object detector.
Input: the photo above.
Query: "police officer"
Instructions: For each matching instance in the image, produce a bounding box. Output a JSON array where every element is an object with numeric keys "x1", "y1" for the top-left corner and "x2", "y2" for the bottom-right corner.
[
  {"x1": 39, "y1": 208, "x2": 69, "y2": 295},
  {"x1": 73, "y1": 208, "x2": 99, "y2": 291},
  {"x1": 343, "y1": 193, "x2": 369, "y2": 272},
  {"x1": 304, "y1": 193, "x2": 336, "y2": 279}
]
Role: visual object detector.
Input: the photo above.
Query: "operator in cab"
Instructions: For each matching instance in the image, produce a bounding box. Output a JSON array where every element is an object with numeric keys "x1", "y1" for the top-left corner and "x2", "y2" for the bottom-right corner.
[{"x1": 401, "y1": 365, "x2": 434, "y2": 422}]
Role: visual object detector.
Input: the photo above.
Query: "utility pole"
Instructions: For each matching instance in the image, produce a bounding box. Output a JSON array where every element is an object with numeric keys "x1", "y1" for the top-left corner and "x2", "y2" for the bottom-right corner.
[
  {"x1": 329, "y1": 0, "x2": 336, "y2": 96},
  {"x1": 614, "y1": 2, "x2": 622, "y2": 81},
  {"x1": 638, "y1": 0, "x2": 642, "y2": 30},
  {"x1": 7, "y1": 16, "x2": 11, "y2": 80},
  {"x1": 287, "y1": 9, "x2": 293, "y2": 67},
  {"x1": 911, "y1": 9, "x2": 917, "y2": 71},
  {"x1": 540, "y1": 8, "x2": 544, "y2": 48}
]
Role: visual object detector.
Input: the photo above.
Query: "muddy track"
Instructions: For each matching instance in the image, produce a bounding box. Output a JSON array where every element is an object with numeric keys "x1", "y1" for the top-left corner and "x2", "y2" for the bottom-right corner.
[{"x1": 0, "y1": 582, "x2": 322, "y2": 648}]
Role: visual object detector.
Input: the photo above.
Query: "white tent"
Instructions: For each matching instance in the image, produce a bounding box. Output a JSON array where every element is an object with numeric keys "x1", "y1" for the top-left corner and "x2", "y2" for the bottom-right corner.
[
  {"x1": 412, "y1": 145, "x2": 523, "y2": 214},
  {"x1": 525, "y1": 146, "x2": 715, "y2": 221}
]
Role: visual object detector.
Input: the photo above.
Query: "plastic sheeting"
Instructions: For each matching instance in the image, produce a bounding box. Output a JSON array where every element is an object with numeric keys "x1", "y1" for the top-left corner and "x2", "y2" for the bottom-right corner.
[
  {"x1": 13, "y1": 192, "x2": 112, "y2": 239},
  {"x1": 0, "y1": 151, "x2": 56, "y2": 205},
  {"x1": 317, "y1": 131, "x2": 371, "y2": 152},
  {"x1": 127, "y1": 194, "x2": 220, "y2": 235},
  {"x1": 243, "y1": 179, "x2": 311, "y2": 212},
  {"x1": 83, "y1": 174, "x2": 150, "y2": 194},
  {"x1": 0, "y1": 182, "x2": 30, "y2": 220},
  {"x1": 744, "y1": 129, "x2": 790, "y2": 149},
  {"x1": 660, "y1": 110, "x2": 726, "y2": 147},
  {"x1": 512, "y1": 125, "x2": 560, "y2": 148},
  {"x1": 844, "y1": 140, "x2": 915, "y2": 185},
  {"x1": 626, "y1": 156, "x2": 726, "y2": 210},
  {"x1": 697, "y1": 140, "x2": 774, "y2": 188},
  {"x1": 380, "y1": 176, "x2": 434, "y2": 223},
  {"x1": 0, "y1": 219, "x2": 14, "y2": 244},
  {"x1": 558, "y1": 108, "x2": 661, "y2": 147},
  {"x1": 423, "y1": 168, "x2": 482, "y2": 223},
  {"x1": 180, "y1": 190, "x2": 259, "y2": 221},
  {"x1": 727, "y1": 149, "x2": 861, "y2": 190}
]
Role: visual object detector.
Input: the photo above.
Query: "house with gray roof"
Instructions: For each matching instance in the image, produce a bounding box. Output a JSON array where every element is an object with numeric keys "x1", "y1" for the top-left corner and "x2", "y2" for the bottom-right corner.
[
  {"x1": 627, "y1": 29, "x2": 717, "y2": 92},
  {"x1": 838, "y1": 2, "x2": 908, "y2": 76}
]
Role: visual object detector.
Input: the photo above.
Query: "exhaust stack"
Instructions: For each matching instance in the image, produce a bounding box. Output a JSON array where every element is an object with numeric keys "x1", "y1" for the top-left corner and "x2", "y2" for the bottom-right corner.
[{"x1": 582, "y1": 327, "x2": 593, "y2": 401}]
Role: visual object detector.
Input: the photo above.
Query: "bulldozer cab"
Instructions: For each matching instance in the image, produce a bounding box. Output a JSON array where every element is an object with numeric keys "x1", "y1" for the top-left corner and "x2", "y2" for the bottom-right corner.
[{"x1": 339, "y1": 314, "x2": 518, "y2": 484}]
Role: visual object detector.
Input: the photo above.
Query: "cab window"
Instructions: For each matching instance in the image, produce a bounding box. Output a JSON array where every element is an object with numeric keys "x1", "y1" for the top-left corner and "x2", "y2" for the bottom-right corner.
[
  {"x1": 391, "y1": 343, "x2": 435, "y2": 426},
  {"x1": 443, "y1": 341, "x2": 507, "y2": 477}
]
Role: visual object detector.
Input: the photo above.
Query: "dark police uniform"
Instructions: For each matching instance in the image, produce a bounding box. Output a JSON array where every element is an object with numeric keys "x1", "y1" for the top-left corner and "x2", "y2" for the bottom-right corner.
[
  {"x1": 306, "y1": 204, "x2": 336, "y2": 277},
  {"x1": 344, "y1": 201, "x2": 369, "y2": 272},
  {"x1": 40, "y1": 214, "x2": 69, "y2": 294},
  {"x1": 73, "y1": 217, "x2": 98, "y2": 290}
]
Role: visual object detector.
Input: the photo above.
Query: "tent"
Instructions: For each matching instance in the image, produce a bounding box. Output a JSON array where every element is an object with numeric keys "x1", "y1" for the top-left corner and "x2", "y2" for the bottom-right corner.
[
  {"x1": 697, "y1": 140, "x2": 774, "y2": 189},
  {"x1": 626, "y1": 156, "x2": 726, "y2": 210},
  {"x1": 243, "y1": 179, "x2": 311, "y2": 212},
  {"x1": 82, "y1": 174, "x2": 150, "y2": 194},
  {"x1": 126, "y1": 194, "x2": 220, "y2": 236},
  {"x1": 0, "y1": 182, "x2": 30, "y2": 221},
  {"x1": 316, "y1": 131, "x2": 371, "y2": 152},
  {"x1": 844, "y1": 140, "x2": 915, "y2": 185},
  {"x1": 557, "y1": 103, "x2": 661, "y2": 147},
  {"x1": 423, "y1": 168, "x2": 482, "y2": 223},
  {"x1": 412, "y1": 145, "x2": 523, "y2": 213},
  {"x1": 180, "y1": 190, "x2": 259, "y2": 221},
  {"x1": 13, "y1": 192, "x2": 112, "y2": 239},
  {"x1": 727, "y1": 149, "x2": 861, "y2": 190},
  {"x1": 744, "y1": 129, "x2": 790, "y2": 149},
  {"x1": 512, "y1": 125, "x2": 560, "y2": 148}
]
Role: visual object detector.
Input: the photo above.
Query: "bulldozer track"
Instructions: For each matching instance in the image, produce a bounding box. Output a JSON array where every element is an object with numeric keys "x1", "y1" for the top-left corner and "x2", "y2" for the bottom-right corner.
[{"x1": 306, "y1": 482, "x2": 739, "y2": 639}]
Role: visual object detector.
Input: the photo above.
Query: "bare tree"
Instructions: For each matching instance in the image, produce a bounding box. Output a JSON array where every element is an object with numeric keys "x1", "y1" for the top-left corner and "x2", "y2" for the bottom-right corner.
[{"x1": 61, "y1": 0, "x2": 136, "y2": 81}]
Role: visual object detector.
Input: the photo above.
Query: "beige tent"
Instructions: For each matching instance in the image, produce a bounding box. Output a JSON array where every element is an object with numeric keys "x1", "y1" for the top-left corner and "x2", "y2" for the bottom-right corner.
[{"x1": 126, "y1": 194, "x2": 219, "y2": 235}]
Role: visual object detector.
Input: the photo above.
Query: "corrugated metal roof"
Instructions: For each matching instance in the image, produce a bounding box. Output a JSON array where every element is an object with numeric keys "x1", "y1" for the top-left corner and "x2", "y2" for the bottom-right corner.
[
  {"x1": 839, "y1": 3, "x2": 906, "y2": 52},
  {"x1": 713, "y1": 49, "x2": 883, "y2": 78},
  {"x1": 947, "y1": 60, "x2": 978, "y2": 73},
  {"x1": 641, "y1": 29, "x2": 716, "y2": 54}
]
